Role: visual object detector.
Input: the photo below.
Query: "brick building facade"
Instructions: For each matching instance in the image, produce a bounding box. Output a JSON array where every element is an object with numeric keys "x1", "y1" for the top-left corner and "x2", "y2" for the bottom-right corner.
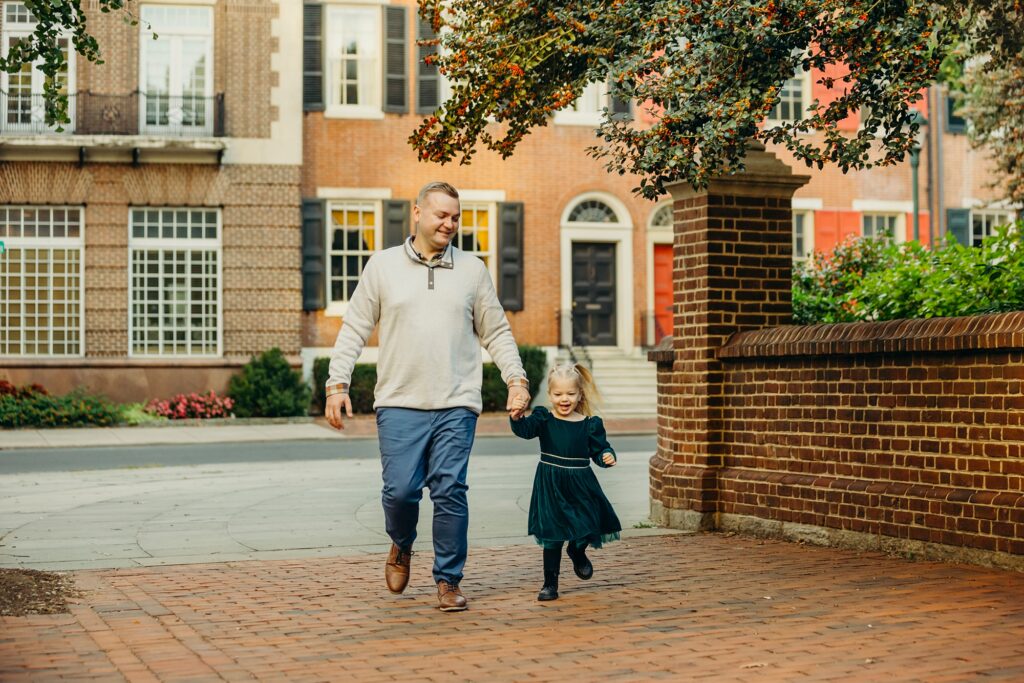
[
  {"x1": 0, "y1": 0, "x2": 303, "y2": 402},
  {"x1": 0, "y1": 0, "x2": 1017, "y2": 408}
]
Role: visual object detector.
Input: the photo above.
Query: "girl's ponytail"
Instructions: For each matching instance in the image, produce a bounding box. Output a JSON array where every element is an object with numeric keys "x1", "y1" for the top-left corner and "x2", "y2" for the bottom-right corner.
[{"x1": 573, "y1": 363, "x2": 602, "y2": 417}]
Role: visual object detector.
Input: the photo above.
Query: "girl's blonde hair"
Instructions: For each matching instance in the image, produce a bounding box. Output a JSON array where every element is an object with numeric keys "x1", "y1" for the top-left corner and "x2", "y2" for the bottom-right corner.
[{"x1": 547, "y1": 362, "x2": 603, "y2": 416}]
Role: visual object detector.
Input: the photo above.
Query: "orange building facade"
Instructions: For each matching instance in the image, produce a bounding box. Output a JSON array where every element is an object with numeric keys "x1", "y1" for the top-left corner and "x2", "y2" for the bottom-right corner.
[
  {"x1": 1, "y1": 0, "x2": 1017, "y2": 405},
  {"x1": 299, "y1": 0, "x2": 1019, "y2": 379}
]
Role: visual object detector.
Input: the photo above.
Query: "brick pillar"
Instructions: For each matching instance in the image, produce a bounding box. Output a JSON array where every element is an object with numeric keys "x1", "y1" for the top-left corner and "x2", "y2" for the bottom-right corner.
[{"x1": 649, "y1": 143, "x2": 810, "y2": 530}]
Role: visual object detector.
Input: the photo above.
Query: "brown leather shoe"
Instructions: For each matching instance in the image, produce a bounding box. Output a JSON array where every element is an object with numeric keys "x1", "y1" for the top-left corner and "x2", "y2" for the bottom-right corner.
[
  {"x1": 436, "y1": 580, "x2": 468, "y2": 612},
  {"x1": 385, "y1": 543, "x2": 412, "y2": 594}
]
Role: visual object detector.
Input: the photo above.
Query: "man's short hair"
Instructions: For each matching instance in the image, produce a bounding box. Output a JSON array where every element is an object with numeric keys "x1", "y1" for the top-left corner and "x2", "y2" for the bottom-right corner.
[{"x1": 416, "y1": 181, "x2": 459, "y2": 207}]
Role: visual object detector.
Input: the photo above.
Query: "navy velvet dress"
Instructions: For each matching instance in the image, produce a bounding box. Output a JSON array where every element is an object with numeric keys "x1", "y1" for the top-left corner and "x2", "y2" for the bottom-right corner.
[{"x1": 510, "y1": 406, "x2": 622, "y2": 549}]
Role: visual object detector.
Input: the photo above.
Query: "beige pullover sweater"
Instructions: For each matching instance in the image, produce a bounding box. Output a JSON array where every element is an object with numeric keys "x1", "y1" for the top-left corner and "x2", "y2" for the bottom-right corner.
[{"x1": 326, "y1": 239, "x2": 526, "y2": 414}]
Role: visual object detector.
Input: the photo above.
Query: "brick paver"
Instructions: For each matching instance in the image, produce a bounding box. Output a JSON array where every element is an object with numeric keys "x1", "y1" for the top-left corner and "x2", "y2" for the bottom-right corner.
[{"x1": 2, "y1": 533, "x2": 1023, "y2": 681}]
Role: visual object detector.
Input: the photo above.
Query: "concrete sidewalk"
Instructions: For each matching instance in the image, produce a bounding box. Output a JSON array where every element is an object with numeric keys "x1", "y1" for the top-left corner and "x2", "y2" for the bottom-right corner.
[
  {"x1": 3, "y1": 533, "x2": 1023, "y2": 681},
  {"x1": 0, "y1": 413, "x2": 657, "y2": 450}
]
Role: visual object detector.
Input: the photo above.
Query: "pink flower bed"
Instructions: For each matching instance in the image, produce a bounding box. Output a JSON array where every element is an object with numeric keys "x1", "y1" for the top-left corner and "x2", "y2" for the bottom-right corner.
[{"x1": 145, "y1": 391, "x2": 235, "y2": 420}]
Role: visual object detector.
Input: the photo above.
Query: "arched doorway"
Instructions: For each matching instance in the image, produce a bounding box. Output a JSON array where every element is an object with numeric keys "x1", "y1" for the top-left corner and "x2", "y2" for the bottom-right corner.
[{"x1": 559, "y1": 194, "x2": 634, "y2": 349}]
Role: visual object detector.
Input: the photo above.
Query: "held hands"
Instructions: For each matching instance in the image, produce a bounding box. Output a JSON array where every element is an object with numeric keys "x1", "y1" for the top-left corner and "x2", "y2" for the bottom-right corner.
[
  {"x1": 507, "y1": 385, "x2": 530, "y2": 420},
  {"x1": 602, "y1": 452, "x2": 616, "y2": 467},
  {"x1": 325, "y1": 393, "x2": 353, "y2": 431}
]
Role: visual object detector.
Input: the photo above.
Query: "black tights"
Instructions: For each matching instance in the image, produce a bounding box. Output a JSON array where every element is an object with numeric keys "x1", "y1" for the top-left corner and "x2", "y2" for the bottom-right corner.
[{"x1": 543, "y1": 541, "x2": 589, "y2": 573}]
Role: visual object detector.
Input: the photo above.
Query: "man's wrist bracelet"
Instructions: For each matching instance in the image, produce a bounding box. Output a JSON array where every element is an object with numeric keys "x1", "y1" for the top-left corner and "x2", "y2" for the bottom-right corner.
[
  {"x1": 506, "y1": 377, "x2": 530, "y2": 389},
  {"x1": 325, "y1": 384, "x2": 349, "y2": 398}
]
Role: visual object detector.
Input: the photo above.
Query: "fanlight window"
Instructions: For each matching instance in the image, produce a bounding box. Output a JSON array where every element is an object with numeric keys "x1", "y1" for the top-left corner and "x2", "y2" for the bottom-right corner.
[
  {"x1": 650, "y1": 204, "x2": 673, "y2": 228},
  {"x1": 568, "y1": 200, "x2": 618, "y2": 224}
]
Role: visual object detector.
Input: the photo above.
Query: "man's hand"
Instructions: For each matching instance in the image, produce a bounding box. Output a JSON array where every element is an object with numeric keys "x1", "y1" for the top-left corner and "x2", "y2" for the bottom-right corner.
[
  {"x1": 507, "y1": 385, "x2": 530, "y2": 420},
  {"x1": 325, "y1": 393, "x2": 353, "y2": 430},
  {"x1": 602, "y1": 453, "x2": 616, "y2": 467}
]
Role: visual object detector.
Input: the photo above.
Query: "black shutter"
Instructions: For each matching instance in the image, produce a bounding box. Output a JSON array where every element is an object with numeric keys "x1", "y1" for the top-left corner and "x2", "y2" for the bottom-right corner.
[
  {"x1": 383, "y1": 200, "x2": 410, "y2": 248},
  {"x1": 303, "y1": 4, "x2": 324, "y2": 111},
  {"x1": 416, "y1": 17, "x2": 440, "y2": 114},
  {"x1": 384, "y1": 6, "x2": 408, "y2": 113},
  {"x1": 947, "y1": 208, "x2": 971, "y2": 247},
  {"x1": 301, "y1": 199, "x2": 326, "y2": 310},
  {"x1": 946, "y1": 93, "x2": 967, "y2": 134},
  {"x1": 498, "y1": 202, "x2": 524, "y2": 311}
]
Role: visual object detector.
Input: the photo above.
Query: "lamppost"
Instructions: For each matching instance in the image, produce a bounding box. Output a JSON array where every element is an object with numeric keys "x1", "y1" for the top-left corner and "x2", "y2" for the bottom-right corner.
[{"x1": 907, "y1": 110, "x2": 928, "y2": 243}]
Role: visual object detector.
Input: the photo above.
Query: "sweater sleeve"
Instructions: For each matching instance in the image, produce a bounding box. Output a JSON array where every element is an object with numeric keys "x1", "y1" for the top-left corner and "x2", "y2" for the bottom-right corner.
[
  {"x1": 326, "y1": 255, "x2": 382, "y2": 387},
  {"x1": 588, "y1": 417, "x2": 617, "y2": 467},
  {"x1": 472, "y1": 263, "x2": 526, "y2": 385},
  {"x1": 510, "y1": 406, "x2": 549, "y2": 440}
]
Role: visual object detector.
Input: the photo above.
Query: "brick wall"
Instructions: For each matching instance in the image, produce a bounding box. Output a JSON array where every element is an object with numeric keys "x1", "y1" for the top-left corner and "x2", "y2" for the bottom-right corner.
[{"x1": 649, "y1": 147, "x2": 1024, "y2": 569}]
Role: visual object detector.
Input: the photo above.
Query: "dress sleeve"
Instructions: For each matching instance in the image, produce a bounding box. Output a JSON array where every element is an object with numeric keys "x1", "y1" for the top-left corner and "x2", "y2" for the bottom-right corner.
[
  {"x1": 510, "y1": 406, "x2": 549, "y2": 440},
  {"x1": 588, "y1": 417, "x2": 617, "y2": 467}
]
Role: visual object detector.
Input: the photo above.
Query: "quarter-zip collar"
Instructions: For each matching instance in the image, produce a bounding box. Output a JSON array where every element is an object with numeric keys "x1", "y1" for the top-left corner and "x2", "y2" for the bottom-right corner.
[{"x1": 404, "y1": 235, "x2": 454, "y2": 290}]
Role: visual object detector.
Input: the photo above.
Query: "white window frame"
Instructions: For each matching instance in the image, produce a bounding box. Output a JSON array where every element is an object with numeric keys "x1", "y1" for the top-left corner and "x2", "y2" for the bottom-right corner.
[
  {"x1": 1, "y1": 1, "x2": 76, "y2": 134},
  {"x1": 970, "y1": 209, "x2": 1016, "y2": 247},
  {"x1": 456, "y1": 200, "x2": 497, "y2": 283},
  {"x1": 138, "y1": 4, "x2": 215, "y2": 136},
  {"x1": 0, "y1": 205, "x2": 85, "y2": 358},
  {"x1": 554, "y1": 81, "x2": 610, "y2": 127},
  {"x1": 765, "y1": 69, "x2": 810, "y2": 126},
  {"x1": 127, "y1": 207, "x2": 223, "y2": 358},
  {"x1": 792, "y1": 209, "x2": 815, "y2": 262},
  {"x1": 861, "y1": 212, "x2": 902, "y2": 242},
  {"x1": 324, "y1": 5, "x2": 384, "y2": 120},
  {"x1": 325, "y1": 199, "x2": 383, "y2": 317}
]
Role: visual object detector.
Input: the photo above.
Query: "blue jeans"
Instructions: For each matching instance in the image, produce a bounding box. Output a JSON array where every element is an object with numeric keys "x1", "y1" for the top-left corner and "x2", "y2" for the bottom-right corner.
[{"x1": 376, "y1": 407, "x2": 478, "y2": 584}]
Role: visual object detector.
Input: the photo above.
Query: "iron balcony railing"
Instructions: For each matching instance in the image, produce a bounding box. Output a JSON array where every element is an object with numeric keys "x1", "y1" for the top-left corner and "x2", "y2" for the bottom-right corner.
[{"x1": 0, "y1": 91, "x2": 226, "y2": 137}]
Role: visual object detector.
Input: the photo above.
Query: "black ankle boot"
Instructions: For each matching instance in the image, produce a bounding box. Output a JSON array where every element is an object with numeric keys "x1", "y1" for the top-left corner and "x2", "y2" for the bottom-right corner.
[
  {"x1": 537, "y1": 571, "x2": 559, "y2": 601},
  {"x1": 566, "y1": 543, "x2": 593, "y2": 580}
]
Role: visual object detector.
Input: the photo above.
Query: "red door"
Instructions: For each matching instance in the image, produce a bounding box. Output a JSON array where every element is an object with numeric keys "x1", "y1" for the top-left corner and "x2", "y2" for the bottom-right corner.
[{"x1": 653, "y1": 244, "x2": 673, "y2": 342}]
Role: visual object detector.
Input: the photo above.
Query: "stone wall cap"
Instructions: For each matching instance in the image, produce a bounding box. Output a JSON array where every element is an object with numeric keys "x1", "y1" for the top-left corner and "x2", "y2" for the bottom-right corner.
[{"x1": 718, "y1": 312, "x2": 1024, "y2": 359}]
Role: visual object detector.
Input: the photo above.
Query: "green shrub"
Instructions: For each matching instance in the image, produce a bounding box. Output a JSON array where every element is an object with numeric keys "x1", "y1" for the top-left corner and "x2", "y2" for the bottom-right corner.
[
  {"x1": 312, "y1": 358, "x2": 377, "y2": 414},
  {"x1": 228, "y1": 348, "x2": 311, "y2": 418},
  {"x1": 0, "y1": 388, "x2": 123, "y2": 428},
  {"x1": 792, "y1": 236, "x2": 892, "y2": 324},
  {"x1": 518, "y1": 344, "x2": 547, "y2": 402},
  {"x1": 348, "y1": 364, "x2": 378, "y2": 413},
  {"x1": 793, "y1": 221, "x2": 1024, "y2": 323},
  {"x1": 313, "y1": 344, "x2": 547, "y2": 414}
]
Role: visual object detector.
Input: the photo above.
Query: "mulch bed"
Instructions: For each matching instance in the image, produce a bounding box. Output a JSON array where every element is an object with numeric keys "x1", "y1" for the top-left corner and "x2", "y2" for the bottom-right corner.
[{"x1": 0, "y1": 568, "x2": 79, "y2": 616}]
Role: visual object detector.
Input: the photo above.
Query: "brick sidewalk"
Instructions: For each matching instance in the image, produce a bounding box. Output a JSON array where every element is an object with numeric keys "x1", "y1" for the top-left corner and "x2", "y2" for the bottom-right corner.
[{"x1": 2, "y1": 534, "x2": 1023, "y2": 682}]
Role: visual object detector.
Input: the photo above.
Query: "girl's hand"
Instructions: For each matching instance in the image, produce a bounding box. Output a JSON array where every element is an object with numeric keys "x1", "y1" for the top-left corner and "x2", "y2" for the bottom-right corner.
[{"x1": 602, "y1": 453, "x2": 616, "y2": 466}]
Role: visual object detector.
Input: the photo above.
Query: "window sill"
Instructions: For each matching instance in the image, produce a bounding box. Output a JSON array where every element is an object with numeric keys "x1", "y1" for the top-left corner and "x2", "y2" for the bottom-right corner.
[{"x1": 323, "y1": 107, "x2": 386, "y2": 121}]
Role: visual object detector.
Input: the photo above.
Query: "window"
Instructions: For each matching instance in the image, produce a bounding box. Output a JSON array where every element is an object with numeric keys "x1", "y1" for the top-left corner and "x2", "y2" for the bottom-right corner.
[
  {"x1": 568, "y1": 199, "x2": 618, "y2": 224},
  {"x1": 457, "y1": 202, "x2": 496, "y2": 278},
  {"x1": 327, "y1": 201, "x2": 380, "y2": 307},
  {"x1": 1, "y1": 1, "x2": 75, "y2": 133},
  {"x1": 971, "y1": 209, "x2": 1015, "y2": 247},
  {"x1": 0, "y1": 206, "x2": 84, "y2": 356},
  {"x1": 793, "y1": 210, "x2": 814, "y2": 261},
  {"x1": 325, "y1": 6, "x2": 382, "y2": 118},
  {"x1": 767, "y1": 72, "x2": 809, "y2": 124},
  {"x1": 862, "y1": 213, "x2": 900, "y2": 241},
  {"x1": 139, "y1": 5, "x2": 213, "y2": 135},
  {"x1": 129, "y1": 208, "x2": 221, "y2": 356},
  {"x1": 554, "y1": 82, "x2": 609, "y2": 126},
  {"x1": 650, "y1": 204, "x2": 673, "y2": 230}
]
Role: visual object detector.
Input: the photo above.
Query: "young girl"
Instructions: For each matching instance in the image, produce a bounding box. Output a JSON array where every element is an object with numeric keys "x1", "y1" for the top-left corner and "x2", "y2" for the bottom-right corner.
[{"x1": 510, "y1": 363, "x2": 621, "y2": 601}]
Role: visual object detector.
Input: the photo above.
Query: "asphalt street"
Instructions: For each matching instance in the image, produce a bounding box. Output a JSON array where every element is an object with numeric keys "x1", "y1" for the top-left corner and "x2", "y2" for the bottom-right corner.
[{"x1": 0, "y1": 435, "x2": 661, "y2": 571}]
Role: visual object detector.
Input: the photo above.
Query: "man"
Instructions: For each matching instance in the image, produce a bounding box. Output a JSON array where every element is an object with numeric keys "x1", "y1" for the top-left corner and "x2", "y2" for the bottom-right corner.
[{"x1": 324, "y1": 181, "x2": 531, "y2": 612}]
